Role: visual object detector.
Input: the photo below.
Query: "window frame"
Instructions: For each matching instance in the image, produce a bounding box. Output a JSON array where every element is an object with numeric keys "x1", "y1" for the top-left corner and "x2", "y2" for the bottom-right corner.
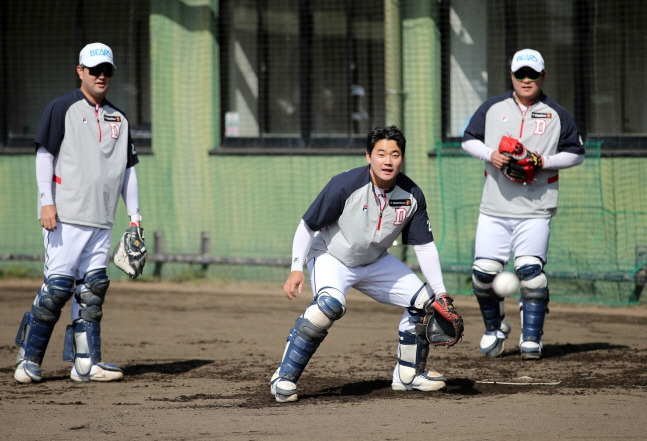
[
  {"x1": 0, "y1": 1, "x2": 151, "y2": 154},
  {"x1": 216, "y1": 0, "x2": 380, "y2": 153},
  {"x1": 438, "y1": 0, "x2": 647, "y2": 156}
]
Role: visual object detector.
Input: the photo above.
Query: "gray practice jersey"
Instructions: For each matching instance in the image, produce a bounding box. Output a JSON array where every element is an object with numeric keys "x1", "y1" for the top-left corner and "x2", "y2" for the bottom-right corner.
[
  {"x1": 463, "y1": 91, "x2": 584, "y2": 218},
  {"x1": 35, "y1": 89, "x2": 138, "y2": 228},
  {"x1": 303, "y1": 165, "x2": 434, "y2": 267}
]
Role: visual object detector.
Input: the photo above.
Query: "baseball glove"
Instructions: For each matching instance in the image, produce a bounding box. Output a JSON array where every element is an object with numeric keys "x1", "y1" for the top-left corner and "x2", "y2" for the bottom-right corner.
[
  {"x1": 422, "y1": 295, "x2": 464, "y2": 347},
  {"x1": 498, "y1": 136, "x2": 543, "y2": 184},
  {"x1": 112, "y1": 225, "x2": 147, "y2": 279}
]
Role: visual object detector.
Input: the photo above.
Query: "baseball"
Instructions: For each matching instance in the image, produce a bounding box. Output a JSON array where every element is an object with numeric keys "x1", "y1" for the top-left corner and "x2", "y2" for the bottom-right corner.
[{"x1": 492, "y1": 271, "x2": 520, "y2": 297}]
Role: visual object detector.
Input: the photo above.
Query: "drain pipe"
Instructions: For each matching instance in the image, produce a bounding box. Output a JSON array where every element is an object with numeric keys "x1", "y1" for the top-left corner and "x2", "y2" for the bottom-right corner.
[{"x1": 384, "y1": 0, "x2": 403, "y2": 129}]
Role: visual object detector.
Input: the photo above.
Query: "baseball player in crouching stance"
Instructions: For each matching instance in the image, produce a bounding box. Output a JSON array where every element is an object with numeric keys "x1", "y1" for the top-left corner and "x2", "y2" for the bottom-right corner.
[
  {"x1": 13, "y1": 43, "x2": 147, "y2": 384},
  {"x1": 461, "y1": 49, "x2": 585, "y2": 360},
  {"x1": 270, "y1": 126, "x2": 463, "y2": 403}
]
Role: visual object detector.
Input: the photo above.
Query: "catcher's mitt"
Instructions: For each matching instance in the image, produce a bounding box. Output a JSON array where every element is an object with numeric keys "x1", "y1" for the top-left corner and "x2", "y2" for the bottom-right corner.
[
  {"x1": 498, "y1": 136, "x2": 543, "y2": 184},
  {"x1": 421, "y1": 295, "x2": 464, "y2": 347},
  {"x1": 112, "y1": 225, "x2": 147, "y2": 279}
]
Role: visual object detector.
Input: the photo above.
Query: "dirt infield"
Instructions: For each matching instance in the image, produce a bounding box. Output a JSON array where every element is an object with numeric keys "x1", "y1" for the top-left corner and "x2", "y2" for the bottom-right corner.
[{"x1": 1, "y1": 278, "x2": 646, "y2": 440}]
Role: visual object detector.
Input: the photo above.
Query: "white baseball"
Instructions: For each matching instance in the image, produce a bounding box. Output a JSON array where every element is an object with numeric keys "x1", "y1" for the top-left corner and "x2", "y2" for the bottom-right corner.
[{"x1": 492, "y1": 271, "x2": 520, "y2": 297}]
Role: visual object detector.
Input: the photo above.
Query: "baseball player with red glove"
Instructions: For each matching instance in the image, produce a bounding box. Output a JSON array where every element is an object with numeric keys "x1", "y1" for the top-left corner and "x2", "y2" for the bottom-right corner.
[
  {"x1": 461, "y1": 49, "x2": 585, "y2": 360},
  {"x1": 13, "y1": 43, "x2": 144, "y2": 384},
  {"x1": 270, "y1": 126, "x2": 463, "y2": 403}
]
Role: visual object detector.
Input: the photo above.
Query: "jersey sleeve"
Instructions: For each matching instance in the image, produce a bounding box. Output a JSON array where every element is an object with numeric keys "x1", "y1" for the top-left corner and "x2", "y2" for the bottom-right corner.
[
  {"x1": 462, "y1": 104, "x2": 486, "y2": 142},
  {"x1": 302, "y1": 167, "x2": 367, "y2": 231},
  {"x1": 400, "y1": 186, "x2": 434, "y2": 246},
  {"x1": 126, "y1": 130, "x2": 139, "y2": 168},
  {"x1": 302, "y1": 174, "x2": 347, "y2": 231},
  {"x1": 462, "y1": 92, "x2": 511, "y2": 143},
  {"x1": 554, "y1": 105, "x2": 585, "y2": 155},
  {"x1": 34, "y1": 97, "x2": 67, "y2": 155}
]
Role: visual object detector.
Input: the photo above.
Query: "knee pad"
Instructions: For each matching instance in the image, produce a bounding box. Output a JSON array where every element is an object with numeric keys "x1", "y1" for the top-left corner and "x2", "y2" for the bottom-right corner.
[
  {"x1": 303, "y1": 287, "x2": 346, "y2": 330},
  {"x1": 76, "y1": 268, "x2": 110, "y2": 323},
  {"x1": 15, "y1": 275, "x2": 75, "y2": 365},
  {"x1": 397, "y1": 330, "x2": 429, "y2": 385},
  {"x1": 514, "y1": 256, "x2": 549, "y2": 300},
  {"x1": 32, "y1": 275, "x2": 76, "y2": 324},
  {"x1": 472, "y1": 258, "x2": 504, "y2": 295},
  {"x1": 409, "y1": 283, "x2": 434, "y2": 315}
]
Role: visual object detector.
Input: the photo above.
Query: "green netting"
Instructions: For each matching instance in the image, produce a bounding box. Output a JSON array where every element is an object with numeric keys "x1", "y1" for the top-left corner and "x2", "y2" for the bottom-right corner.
[{"x1": 2, "y1": 1, "x2": 647, "y2": 308}]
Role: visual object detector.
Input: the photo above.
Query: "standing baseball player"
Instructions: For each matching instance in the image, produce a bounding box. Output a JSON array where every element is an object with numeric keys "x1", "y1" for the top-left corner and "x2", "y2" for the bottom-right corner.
[
  {"x1": 13, "y1": 42, "x2": 146, "y2": 383},
  {"x1": 461, "y1": 49, "x2": 585, "y2": 359},
  {"x1": 270, "y1": 126, "x2": 463, "y2": 403}
]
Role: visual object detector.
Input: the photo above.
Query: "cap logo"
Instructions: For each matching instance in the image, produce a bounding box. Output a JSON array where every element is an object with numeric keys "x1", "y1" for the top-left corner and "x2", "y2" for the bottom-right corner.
[
  {"x1": 516, "y1": 54, "x2": 538, "y2": 63},
  {"x1": 90, "y1": 48, "x2": 112, "y2": 59}
]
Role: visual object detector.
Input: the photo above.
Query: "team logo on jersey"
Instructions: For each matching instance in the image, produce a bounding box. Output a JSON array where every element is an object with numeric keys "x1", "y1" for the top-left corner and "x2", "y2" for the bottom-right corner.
[
  {"x1": 109, "y1": 122, "x2": 120, "y2": 139},
  {"x1": 534, "y1": 119, "x2": 546, "y2": 135},
  {"x1": 393, "y1": 207, "x2": 408, "y2": 225},
  {"x1": 104, "y1": 115, "x2": 122, "y2": 122},
  {"x1": 531, "y1": 112, "x2": 552, "y2": 119},
  {"x1": 389, "y1": 199, "x2": 411, "y2": 207}
]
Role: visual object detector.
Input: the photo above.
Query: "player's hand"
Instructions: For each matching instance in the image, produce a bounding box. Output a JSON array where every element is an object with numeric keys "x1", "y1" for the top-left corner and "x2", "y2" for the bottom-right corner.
[
  {"x1": 490, "y1": 150, "x2": 511, "y2": 170},
  {"x1": 283, "y1": 271, "x2": 304, "y2": 300},
  {"x1": 40, "y1": 205, "x2": 58, "y2": 231}
]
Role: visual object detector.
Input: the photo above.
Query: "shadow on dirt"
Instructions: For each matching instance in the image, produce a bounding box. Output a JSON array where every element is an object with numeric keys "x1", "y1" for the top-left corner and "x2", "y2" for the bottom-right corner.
[
  {"x1": 495, "y1": 342, "x2": 628, "y2": 359},
  {"x1": 295, "y1": 377, "x2": 482, "y2": 402},
  {"x1": 123, "y1": 359, "x2": 213, "y2": 376},
  {"x1": 543, "y1": 342, "x2": 628, "y2": 358}
]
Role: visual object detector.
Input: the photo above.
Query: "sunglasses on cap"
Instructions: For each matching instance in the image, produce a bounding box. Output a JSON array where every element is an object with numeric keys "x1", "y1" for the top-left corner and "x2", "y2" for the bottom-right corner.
[
  {"x1": 83, "y1": 63, "x2": 114, "y2": 78},
  {"x1": 513, "y1": 68, "x2": 543, "y2": 81}
]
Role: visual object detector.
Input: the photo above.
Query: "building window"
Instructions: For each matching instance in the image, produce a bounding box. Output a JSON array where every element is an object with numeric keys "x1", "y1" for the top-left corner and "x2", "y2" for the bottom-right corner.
[
  {"x1": 444, "y1": 0, "x2": 647, "y2": 148},
  {"x1": 220, "y1": 0, "x2": 384, "y2": 149},
  {"x1": 0, "y1": 1, "x2": 150, "y2": 151}
]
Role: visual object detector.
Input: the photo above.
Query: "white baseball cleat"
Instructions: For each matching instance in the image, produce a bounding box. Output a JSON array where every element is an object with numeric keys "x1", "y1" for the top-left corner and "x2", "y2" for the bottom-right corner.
[
  {"x1": 392, "y1": 371, "x2": 446, "y2": 392},
  {"x1": 479, "y1": 319, "x2": 511, "y2": 358},
  {"x1": 270, "y1": 368, "x2": 298, "y2": 403},
  {"x1": 70, "y1": 363, "x2": 123, "y2": 382},
  {"x1": 519, "y1": 337, "x2": 543, "y2": 360},
  {"x1": 14, "y1": 360, "x2": 42, "y2": 383}
]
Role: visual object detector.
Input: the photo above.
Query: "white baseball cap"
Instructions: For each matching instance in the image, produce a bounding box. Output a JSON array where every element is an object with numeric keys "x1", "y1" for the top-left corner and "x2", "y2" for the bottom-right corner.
[
  {"x1": 79, "y1": 42, "x2": 116, "y2": 68},
  {"x1": 510, "y1": 48, "x2": 544, "y2": 73}
]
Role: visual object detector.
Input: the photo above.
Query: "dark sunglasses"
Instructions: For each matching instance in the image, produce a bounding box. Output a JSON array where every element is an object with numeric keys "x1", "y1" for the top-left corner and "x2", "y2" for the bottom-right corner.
[
  {"x1": 84, "y1": 63, "x2": 114, "y2": 78},
  {"x1": 513, "y1": 68, "x2": 542, "y2": 81}
]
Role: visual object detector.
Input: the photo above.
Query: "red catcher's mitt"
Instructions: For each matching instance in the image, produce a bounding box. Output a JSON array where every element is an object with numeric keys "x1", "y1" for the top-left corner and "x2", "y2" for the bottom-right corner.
[
  {"x1": 498, "y1": 136, "x2": 543, "y2": 184},
  {"x1": 423, "y1": 295, "x2": 464, "y2": 347}
]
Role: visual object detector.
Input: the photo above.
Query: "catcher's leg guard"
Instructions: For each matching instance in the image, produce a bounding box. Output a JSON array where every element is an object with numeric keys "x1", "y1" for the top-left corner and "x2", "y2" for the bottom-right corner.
[
  {"x1": 270, "y1": 287, "x2": 346, "y2": 402},
  {"x1": 393, "y1": 329, "x2": 445, "y2": 391},
  {"x1": 14, "y1": 275, "x2": 75, "y2": 383},
  {"x1": 395, "y1": 330, "x2": 429, "y2": 385},
  {"x1": 392, "y1": 284, "x2": 446, "y2": 391},
  {"x1": 472, "y1": 259, "x2": 510, "y2": 357},
  {"x1": 515, "y1": 256, "x2": 549, "y2": 360},
  {"x1": 63, "y1": 269, "x2": 121, "y2": 380}
]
